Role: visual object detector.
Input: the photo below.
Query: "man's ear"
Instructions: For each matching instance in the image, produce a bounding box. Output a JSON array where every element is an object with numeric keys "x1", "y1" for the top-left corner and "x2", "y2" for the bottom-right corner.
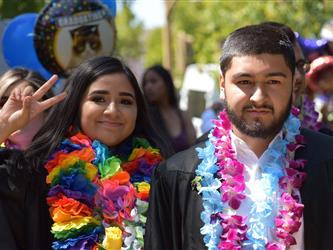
[{"x1": 219, "y1": 74, "x2": 225, "y2": 99}]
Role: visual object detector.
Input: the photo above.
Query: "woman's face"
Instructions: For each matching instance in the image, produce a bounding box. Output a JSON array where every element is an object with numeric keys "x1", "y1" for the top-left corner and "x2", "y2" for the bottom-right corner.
[
  {"x1": 80, "y1": 73, "x2": 138, "y2": 147},
  {"x1": 142, "y1": 70, "x2": 167, "y2": 103}
]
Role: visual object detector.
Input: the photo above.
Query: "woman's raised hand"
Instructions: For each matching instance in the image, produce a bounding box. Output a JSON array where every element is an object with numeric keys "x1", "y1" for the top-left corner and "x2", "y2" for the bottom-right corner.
[{"x1": 0, "y1": 75, "x2": 67, "y2": 141}]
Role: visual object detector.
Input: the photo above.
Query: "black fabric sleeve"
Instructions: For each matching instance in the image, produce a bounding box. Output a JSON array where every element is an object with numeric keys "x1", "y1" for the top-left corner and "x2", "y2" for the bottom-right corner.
[
  {"x1": 0, "y1": 149, "x2": 29, "y2": 250},
  {"x1": 0, "y1": 148, "x2": 52, "y2": 250},
  {"x1": 145, "y1": 161, "x2": 175, "y2": 250},
  {"x1": 145, "y1": 156, "x2": 206, "y2": 250}
]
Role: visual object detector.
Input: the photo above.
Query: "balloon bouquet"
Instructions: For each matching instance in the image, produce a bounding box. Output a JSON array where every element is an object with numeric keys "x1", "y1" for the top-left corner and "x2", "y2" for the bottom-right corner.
[{"x1": 1, "y1": 0, "x2": 117, "y2": 89}]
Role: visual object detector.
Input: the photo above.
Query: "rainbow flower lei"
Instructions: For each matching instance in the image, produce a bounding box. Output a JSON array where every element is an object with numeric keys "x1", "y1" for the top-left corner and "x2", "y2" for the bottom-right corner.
[
  {"x1": 193, "y1": 108, "x2": 307, "y2": 249},
  {"x1": 45, "y1": 132, "x2": 162, "y2": 250}
]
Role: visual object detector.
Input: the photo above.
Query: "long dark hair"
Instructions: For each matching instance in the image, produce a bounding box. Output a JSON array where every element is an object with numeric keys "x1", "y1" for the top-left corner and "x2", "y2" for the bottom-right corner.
[
  {"x1": 25, "y1": 56, "x2": 170, "y2": 168},
  {"x1": 142, "y1": 65, "x2": 179, "y2": 108}
]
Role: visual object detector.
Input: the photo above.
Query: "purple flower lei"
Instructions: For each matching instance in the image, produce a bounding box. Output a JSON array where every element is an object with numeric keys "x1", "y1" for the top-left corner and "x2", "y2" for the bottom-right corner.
[
  {"x1": 300, "y1": 95, "x2": 322, "y2": 131},
  {"x1": 194, "y1": 108, "x2": 307, "y2": 249}
]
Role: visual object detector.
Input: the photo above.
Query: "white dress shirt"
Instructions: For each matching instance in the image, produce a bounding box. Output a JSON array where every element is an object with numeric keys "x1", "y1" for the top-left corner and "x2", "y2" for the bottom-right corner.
[{"x1": 229, "y1": 130, "x2": 304, "y2": 250}]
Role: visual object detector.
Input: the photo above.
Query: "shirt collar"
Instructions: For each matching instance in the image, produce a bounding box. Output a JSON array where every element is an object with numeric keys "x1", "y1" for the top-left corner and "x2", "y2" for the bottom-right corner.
[{"x1": 230, "y1": 129, "x2": 283, "y2": 162}]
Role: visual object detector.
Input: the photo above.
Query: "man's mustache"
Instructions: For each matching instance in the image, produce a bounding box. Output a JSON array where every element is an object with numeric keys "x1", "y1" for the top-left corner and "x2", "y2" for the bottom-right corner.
[{"x1": 242, "y1": 104, "x2": 274, "y2": 112}]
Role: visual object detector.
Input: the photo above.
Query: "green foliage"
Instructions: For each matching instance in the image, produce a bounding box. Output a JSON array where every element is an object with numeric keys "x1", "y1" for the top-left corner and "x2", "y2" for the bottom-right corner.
[
  {"x1": 170, "y1": 0, "x2": 333, "y2": 65},
  {"x1": 144, "y1": 27, "x2": 163, "y2": 67},
  {"x1": 0, "y1": 0, "x2": 48, "y2": 19},
  {"x1": 114, "y1": 1, "x2": 144, "y2": 59}
]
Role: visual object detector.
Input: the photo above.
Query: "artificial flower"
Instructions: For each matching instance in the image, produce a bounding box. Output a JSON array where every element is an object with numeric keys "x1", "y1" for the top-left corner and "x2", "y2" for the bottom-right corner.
[
  {"x1": 45, "y1": 133, "x2": 162, "y2": 249},
  {"x1": 195, "y1": 110, "x2": 306, "y2": 249},
  {"x1": 102, "y1": 226, "x2": 123, "y2": 250}
]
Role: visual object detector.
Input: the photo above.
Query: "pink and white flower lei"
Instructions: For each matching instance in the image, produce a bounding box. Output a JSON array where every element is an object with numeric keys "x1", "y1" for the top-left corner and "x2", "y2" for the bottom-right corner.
[{"x1": 194, "y1": 108, "x2": 307, "y2": 249}]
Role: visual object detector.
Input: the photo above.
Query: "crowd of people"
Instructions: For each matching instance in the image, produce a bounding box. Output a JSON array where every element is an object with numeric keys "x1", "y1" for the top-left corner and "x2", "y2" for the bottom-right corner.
[{"x1": 0, "y1": 21, "x2": 333, "y2": 250}]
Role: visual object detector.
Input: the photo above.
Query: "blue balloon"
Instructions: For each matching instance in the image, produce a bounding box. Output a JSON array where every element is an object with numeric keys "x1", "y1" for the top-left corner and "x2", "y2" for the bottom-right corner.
[
  {"x1": 2, "y1": 13, "x2": 52, "y2": 79},
  {"x1": 101, "y1": 0, "x2": 117, "y2": 17}
]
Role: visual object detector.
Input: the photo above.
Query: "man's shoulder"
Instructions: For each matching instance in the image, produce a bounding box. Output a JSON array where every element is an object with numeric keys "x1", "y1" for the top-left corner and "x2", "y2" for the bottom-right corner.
[
  {"x1": 299, "y1": 128, "x2": 333, "y2": 162},
  {"x1": 301, "y1": 128, "x2": 333, "y2": 146},
  {"x1": 157, "y1": 140, "x2": 207, "y2": 175}
]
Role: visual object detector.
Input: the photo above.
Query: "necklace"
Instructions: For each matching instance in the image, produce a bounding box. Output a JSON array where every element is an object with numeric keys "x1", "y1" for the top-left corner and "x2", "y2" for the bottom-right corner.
[
  {"x1": 193, "y1": 108, "x2": 307, "y2": 249},
  {"x1": 45, "y1": 132, "x2": 162, "y2": 249}
]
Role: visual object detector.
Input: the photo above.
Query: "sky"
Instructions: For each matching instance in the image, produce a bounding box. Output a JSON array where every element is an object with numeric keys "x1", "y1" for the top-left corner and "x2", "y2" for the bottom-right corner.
[{"x1": 128, "y1": 0, "x2": 166, "y2": 29}]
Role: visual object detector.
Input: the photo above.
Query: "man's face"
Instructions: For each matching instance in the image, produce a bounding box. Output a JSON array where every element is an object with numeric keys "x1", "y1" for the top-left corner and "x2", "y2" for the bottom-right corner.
[
  {"x1": 293, "y1": 42, "x2": 307, "y2": 104},
  {"x1": 220, "y1": 54, "x2": 293, "y2": 139}
]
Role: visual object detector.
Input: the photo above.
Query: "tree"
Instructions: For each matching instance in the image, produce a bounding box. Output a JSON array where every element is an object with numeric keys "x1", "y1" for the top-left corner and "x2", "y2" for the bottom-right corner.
[
  {"x1": 169, "y1": 0, "x2": 333, "y2": 67},
  {"x1": 144, "y1": 27, "x2": 163, "y2": 67},
  {"x1": 0, "y1": 0, "x2": 47, "y2": 19},
  {"x1": 114, "y1": 0, "x2": 144, "y2": 59}
]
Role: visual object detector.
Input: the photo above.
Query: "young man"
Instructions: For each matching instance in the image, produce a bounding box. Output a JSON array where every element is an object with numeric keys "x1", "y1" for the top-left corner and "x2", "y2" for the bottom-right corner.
[{"x1": 145, "y1": 24, "x2": 333, "y2": 250}]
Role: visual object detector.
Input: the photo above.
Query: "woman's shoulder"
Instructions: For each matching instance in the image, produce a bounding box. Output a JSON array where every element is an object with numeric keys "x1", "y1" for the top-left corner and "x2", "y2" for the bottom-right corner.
[
  {"x1": 179, "y1": 109, "x2": 197, "y2": 143},
  {"x1": 0, "y1": 148, "x2": 32, "y2": 192},
  {"x1": 179, "y1": 109, "x2": 191, "y2": 121}
]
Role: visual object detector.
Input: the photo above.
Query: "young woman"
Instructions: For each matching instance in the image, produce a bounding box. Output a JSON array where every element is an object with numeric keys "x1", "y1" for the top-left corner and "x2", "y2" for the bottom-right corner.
[
  {"x1": 0, "y1": 68, "x2": 54, "y2": 149},
  {"x1": 0, "y1": 57, "x2": 167, "y2": 249},
  {"x1": 142, "y1": 65, "x2": 196, "y2": 153}
]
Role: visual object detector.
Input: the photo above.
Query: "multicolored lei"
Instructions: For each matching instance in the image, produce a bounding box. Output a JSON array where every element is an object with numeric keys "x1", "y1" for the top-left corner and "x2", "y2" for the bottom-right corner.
[
  {"x1": 45, "y1": 132, "x2": 162, "y2": 249},
  {"x1": 193, "y1": 108, "x2": 307, "y2": 250}
]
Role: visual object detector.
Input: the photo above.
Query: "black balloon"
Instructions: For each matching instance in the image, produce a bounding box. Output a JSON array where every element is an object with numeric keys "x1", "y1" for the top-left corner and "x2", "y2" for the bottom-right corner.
[{"x1": 34, "y1": 0, "x2": 116, "y2": 77}]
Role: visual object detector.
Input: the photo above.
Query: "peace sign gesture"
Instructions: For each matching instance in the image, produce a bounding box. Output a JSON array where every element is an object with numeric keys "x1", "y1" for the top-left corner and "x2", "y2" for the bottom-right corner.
[{"x1": 0, "y1": 75, "x2": 67, "y2": 144}]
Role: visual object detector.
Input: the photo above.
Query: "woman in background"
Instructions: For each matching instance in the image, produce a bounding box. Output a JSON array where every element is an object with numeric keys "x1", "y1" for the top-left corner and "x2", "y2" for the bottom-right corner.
[
  {"x1": 0, "y1": 68, "x2": 53, "y2": 149},
  {"x1": 142, "y1": 65, "x2": 196, "y2": 153}
]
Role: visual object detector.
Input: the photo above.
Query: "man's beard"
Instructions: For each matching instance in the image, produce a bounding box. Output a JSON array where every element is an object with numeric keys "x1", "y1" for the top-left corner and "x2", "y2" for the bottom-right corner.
[{"x1": 225, "y1": 98, "x2": 292, "y2": 139}]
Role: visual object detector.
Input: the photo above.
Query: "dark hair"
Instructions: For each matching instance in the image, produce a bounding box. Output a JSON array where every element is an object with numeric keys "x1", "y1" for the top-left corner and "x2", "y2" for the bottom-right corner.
[
  {"x1": 25, "y1": 56, "x2": 170, "y2": 168},
  {"x1": 260, "y1": 21, "x2": 296, "y2": 44},
  {"x1": 0, "y1": 67, "x2": 53, "y2": 100},
  {"x1": 220, "y1": 24, "x2": 296, "y2": 76},
  {"x1": 142, "y1": 65, "x2": 179, "y2": 108}
]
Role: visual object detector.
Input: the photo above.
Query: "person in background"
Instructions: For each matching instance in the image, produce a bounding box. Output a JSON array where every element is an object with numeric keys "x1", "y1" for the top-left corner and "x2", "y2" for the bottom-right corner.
[
  {"x1": 200, "y1": 100, "x2": 224, "y2": 134},
  {"x1": 142, "y1": 65, "x2": 196, "y2": 153},
  {"x1": 306, "y1": 56, "x2": 333, "y2": 132},
  {"x1": 0, "y1": 57, "x2": 167, "y2": 249},
  {"x1": 0, "y1": 68, "x2": 54, "y2": 149},
  {"x1": 145, "y1": 24, "x2": 333, "y2": 250}
]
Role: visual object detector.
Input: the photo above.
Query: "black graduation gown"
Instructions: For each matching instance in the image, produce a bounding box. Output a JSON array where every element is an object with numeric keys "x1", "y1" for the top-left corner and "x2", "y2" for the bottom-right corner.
[
  {"x1": 0, "y1": 148, "x2": 52, "y2": 250},
  {"x1": 144, "y1": 128, "x2": 333, "y2": 250}
]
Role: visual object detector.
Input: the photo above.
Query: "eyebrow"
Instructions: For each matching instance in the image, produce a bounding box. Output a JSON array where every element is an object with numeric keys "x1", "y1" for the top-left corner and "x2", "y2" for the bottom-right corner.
[
  {"x1": 232, "y1": 73, "x2": 252, "y2": 79},
  {"x1": 89, "y1": 90, "x2": 136, "y2": 99},
  {"x1": 232, "y1": 72, "x2": 287, "y2": 79},
  {"x1": 266, "y1": 72, "x2": 288, "y2": 78}
]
